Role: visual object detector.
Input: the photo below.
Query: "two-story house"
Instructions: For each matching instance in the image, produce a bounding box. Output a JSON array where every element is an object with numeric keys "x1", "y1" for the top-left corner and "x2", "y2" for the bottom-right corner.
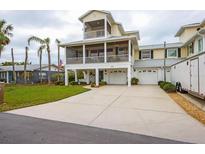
[
  {"x1": 61, "y1": 10, "x2": 140, "y2": 87},
  {"x1": 134, "y1": 19, "x2": 205, "y2": 85}
]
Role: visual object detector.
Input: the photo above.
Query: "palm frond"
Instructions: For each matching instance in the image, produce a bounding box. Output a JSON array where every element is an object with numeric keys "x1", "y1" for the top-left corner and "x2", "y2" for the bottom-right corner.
[
  {"x1": 0, "y1": 19, "x2": 6, "y2": 31},
  {"x1": 3, "y1": 24, "x2": 13, "y2": 36},
  {"x1": 44, "y1": 37, "x2": 50, "y2": 44},
  {"x1": 37, "y1": 45, "x2": 45, "y2": 56},
  {"x1": 28, "y1": 36, "x2": 44, "y2": 46},
  {"x1": 55, "y1": 38, "x2": 61, "y2": 44}
]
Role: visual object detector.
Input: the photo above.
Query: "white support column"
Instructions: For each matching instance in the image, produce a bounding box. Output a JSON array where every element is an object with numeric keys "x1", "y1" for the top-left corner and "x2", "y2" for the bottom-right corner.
[
  {"x1": 74, "y1": 70, "x2": 78, "y2": 82},
  {"x1": 104, "y1": 42, "x2": 107, "y2": 63},
  {"x1": 83, "y1": 44, "x2": 85, "y2": 64},
  {"x1": 65, "y1": 69, "x2": 68, "y2": 86},
  {"x1": 6, "y1": 71, "x2": 9, "y2": 83},
  {"x1": 83, "y1": 21, "x2": 85, "y2": 40},
  {"x1": 104, "y1": 16, "x2": 107, "y2": 38},
  {"x1": 127, "y1": 66, "x2": 131, "y2": 87},
  {"x1": 95, "y1": 68, "x2": 99, "y2": 87},
  {"x1": 128, "y1": 40, "x2": 131, "y2": 62},
  {"x1": 86, "y1": 70, "x2": 90, "y2": 84}
]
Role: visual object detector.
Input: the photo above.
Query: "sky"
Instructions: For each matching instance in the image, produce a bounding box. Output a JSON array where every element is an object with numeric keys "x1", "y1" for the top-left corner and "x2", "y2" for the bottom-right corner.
[{"x1": 0, "y1": 10, "x2": 205, "y2": 65}]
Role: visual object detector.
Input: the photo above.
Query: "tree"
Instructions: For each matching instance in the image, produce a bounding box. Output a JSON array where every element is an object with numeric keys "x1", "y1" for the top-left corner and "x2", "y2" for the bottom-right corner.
[
  {"x1": 24, "y1": 46, "x2": 29, "y2": 84},
  {"x1": 55, "y1": 39, "x2": 61, "y2": 82},
  {"x1": 0, "y1": 19, "x2": 13, "y2": 56},
  {"x1": 11, "y1": 48, "x2": 16, "y2": 83},
  {"x1": 37, "y1": 45, "x2": 45, "y2": 83},
  {"x1": 28, "y1": 36, "x2": 51, "y2": 84}
]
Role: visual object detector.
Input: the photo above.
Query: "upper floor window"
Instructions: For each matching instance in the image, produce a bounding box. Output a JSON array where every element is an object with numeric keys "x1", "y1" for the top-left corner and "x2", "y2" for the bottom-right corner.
[
  {"x1": 141, "y1": 50, "x2": 151, "y2": 59},
  {"x1": 198, "y1": 38, "x2": 203, "y2": 52},
  {"x1": 167, "y1": 48, "x2": 178, "y2": 58},
  {"x1": 188, "y1": 43, "x2": 194, "y2": 55}
]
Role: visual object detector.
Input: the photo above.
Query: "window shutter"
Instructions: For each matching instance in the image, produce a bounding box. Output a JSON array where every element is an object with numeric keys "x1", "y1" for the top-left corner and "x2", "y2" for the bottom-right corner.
[
  {"x1": 139, "y1": 50, "x2": 141, "y2": 59},
  {"x1": 151, "y1": 50, "x2": 153, "y2": 59},
  {"x1": 116, "y1": 47, "x2": 118, "y2": 55},
  {"x1": 165, "y1": 49, "x2": 167, "y2": 58},
  {"x1": 178, "y1": 48, "x2": 181, "y2": 58}
]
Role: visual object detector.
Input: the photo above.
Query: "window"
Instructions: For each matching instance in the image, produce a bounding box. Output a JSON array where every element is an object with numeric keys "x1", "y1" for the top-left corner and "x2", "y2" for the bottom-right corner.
[
  {"x1": 198, "y1": 38, "x2": 203, "y2": 52},
  {"x1": 118, "y1": 47, "x2": 128, "y2": 55},
  {"x1": 188, "y1": 43, "x2": 194, "y2": 55},
  {"x1": 167, "y1": 48, "x2": 178, "y2": 58},
  {"x1": 141, "y1": 50, "x2": 151, "y2": 59}
]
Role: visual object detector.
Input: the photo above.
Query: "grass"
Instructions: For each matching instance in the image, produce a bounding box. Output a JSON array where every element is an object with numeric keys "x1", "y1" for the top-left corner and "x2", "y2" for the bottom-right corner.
[
  {"x1": 0, "y1": 84, "x2": 89, "y2": 112},
  {"x1": 169, "y1": 93, "x2": 205, "y2": 125}
]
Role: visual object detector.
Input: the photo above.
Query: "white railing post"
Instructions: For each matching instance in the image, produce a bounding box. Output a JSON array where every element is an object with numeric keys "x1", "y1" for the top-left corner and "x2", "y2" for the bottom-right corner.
[
  {"x1": 128, "y1": 40, "x2": 131, "y2": 62},
  {"x1": 104, "y1": 42, "x2": 107, "y2": 63},
  {"x1": 65, "y1": 68, "x2": 68, "y2": 86},
  {"x1": 104, "y1": 16, "x2": 107, "y2": 38},
  {"x1": 95, "y1": 68, "x2": 99, "y2": 87},
  {"x1": 83, "y1": 44, "x2": 85, "y2": 64}
]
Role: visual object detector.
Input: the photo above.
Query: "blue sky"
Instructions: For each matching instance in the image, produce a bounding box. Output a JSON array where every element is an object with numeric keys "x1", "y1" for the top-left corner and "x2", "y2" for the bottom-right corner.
[{"x1": 0, "y1": 10, "x2": 205, "y2": 65}]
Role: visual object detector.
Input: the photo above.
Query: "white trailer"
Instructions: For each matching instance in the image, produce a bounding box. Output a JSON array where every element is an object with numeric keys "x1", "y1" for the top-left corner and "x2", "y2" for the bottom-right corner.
[{"x1": 171, "y1": 52, "x2": 205, "y2": 99}]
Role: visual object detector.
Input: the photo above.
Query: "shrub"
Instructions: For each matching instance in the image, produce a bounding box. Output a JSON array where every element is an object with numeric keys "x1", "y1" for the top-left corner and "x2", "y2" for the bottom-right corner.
[
  {"x1": 55, "y1": 81, "x2": 64, "y2": 86},
  {"x1": 131, "y1": 77, "x2": 139, "y2": 85},
  {"x1": 99, "y1": 81, "x2": 107, "y2": 86},
  {"x1": 79, "y1": 82, "x2": 87, "y2": 85},
  {"x1": 158, "y1": 81, "x2": 164, "y2": 86},
  {"x1": 70, "y1": 81, "x2": 78, "y2": 85},
  {"x1": 90, "y1": 82, "x2": 96, "y2": 87},
  {"x1": 159, "y1": 81, "x2": 167, "y2": 88},
  {"x1": 163, "y1": 83, "x2": 176, "y2": 93}
]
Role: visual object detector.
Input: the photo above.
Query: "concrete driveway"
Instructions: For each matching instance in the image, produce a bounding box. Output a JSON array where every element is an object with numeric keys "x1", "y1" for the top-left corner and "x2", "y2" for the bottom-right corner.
[{"x1": 7, "y1": 85, "x2": 205, "y2": 143}]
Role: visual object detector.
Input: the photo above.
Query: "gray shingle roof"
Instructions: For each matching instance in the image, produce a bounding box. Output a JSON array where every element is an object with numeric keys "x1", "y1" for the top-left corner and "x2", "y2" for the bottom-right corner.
[
  {"x1": 139, "y1": 42, "x2": 183, "y2": 50},
  {"x1": 134, "y1": 58, "x2": 184, "y2": 68}
]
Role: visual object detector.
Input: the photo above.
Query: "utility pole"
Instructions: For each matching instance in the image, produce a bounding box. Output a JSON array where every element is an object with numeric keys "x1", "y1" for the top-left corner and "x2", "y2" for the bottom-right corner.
[{"x1": 164, "y1": 41, "x2": 166, "y2": 82}]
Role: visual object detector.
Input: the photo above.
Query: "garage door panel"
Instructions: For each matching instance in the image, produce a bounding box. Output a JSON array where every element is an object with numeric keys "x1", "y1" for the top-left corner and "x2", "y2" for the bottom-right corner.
[
  {"x1": 108, "y1": 70, "x2": 127, "y2": 85},
  {"x1": 137, "y1": 69, "x2": 158, "y2": 85}
]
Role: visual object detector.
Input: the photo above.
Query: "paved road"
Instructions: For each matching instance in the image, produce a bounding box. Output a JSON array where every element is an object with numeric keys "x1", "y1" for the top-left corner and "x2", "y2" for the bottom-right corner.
[{"x1": 0, "y1": 113, "x2": 186, "y2": 144}]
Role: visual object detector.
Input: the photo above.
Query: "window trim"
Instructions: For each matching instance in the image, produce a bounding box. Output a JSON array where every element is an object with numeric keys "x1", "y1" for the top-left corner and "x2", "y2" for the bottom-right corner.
[
  {"x1": 198, "y1": 38, "x2": 203, "y2": 53},
  {"x1": 141, "y1": 50, "x2": 151, "y2": 60},
  {"x1": 167, "y1": 48, "x2": 178, "y2": 58}
]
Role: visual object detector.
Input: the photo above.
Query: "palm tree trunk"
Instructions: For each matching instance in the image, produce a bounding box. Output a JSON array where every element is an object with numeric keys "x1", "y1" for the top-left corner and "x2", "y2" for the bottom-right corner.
[
  {"x1": 39, "y1": 50, "x2": 42, "y2": 83},
  {"x1": 47, "y1": 45, "x2": 51, "y2": 84},
  {"x1": 24, "y1": 47, "x2": 28, "y2": 84},
  {"x1": 57, "y1": 45, "x2": 60, "y2": 82},
  {"x1": 11, "y1": 48, "x2": 16, "y2": 83}
]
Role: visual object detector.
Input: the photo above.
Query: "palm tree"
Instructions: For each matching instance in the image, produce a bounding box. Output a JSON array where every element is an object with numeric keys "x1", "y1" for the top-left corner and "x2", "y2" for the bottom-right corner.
[
  {"x1": 0, "y1": 19, "x2": 13, "y2": 56},
  {"x1": 55, "y1": 39, "x2": 61, "y2": 82},
  {"x1": 24, "y1": 46, "x2": 29, "y2": 84},
  {"x1": 11, "y1": 48, "x2": 16, "y2": 83},
  {"x1": 28, "y1": 36, "x2": 51, "y2": 84},
  {"x1": 37, "y1": 45, "x2": 45, "y2": 83}
]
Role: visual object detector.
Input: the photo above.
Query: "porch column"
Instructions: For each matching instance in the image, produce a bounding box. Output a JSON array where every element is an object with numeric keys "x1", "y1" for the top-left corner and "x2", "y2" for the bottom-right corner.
[
  {"x1": 104, "y1": 42, "x2": 107, "y2": 63},
  {"x1": 6, "y1": 71, "x2": 9, "y2": 83},
  {"x1": 104, "y1": 16, "x2": 107, "y2": 38},
  {"x1": 65, "y1": 69, "x2": 68, "y2": 86},
  {"x1": 128, "y1": 40, "x2": 131, "y2": 62},
  {"x1": 86, "y1": 70, "x2": 90, "y2": 84},
  {"x1": 127, "y1": 66, "x2": 131, "y2": 87},
  {"x1": 95, "y1": 68, "x2": 99, "y2": 87},
  {"x1": 74, "y1": 70, "x2": 78, "y2": 82},
  {"x1": 83, "y1": 44, "x2": 85, "y2": 64}
]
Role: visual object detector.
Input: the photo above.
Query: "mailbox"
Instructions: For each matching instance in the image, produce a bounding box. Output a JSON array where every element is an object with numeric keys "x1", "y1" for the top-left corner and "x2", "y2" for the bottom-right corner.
[{"x1": 0, "y1": 82, "x2": 5, "y2": 104}]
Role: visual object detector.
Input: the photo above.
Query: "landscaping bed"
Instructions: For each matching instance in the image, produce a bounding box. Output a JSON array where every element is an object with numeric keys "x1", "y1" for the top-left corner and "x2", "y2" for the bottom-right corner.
[
  {"x1": 0, "y1": 84, "x2": 89, "y2": 112},
  {"x1": 169, "y1": 93, "x2": 205, "y2": 125}
]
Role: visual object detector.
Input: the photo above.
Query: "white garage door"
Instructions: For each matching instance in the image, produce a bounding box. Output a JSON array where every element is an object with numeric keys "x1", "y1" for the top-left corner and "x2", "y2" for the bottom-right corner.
[
  {"x1": 137, "y1": 69, "x2": 158, "y2": 84},
  {"x1": 108, "y1": 69, "x2": 127, "y2": 84}
]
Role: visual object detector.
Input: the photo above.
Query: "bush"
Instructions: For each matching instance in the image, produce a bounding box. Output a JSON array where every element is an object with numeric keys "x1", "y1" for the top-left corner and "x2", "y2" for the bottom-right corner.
[
  {"x1": 131, "y1": 77, "x2": 139, "y2": 85},
  {"x1": 70, "y1": 81, "x2": 78, "y2": 85},
  {"x1": 90, "y1": 82, "x2": 96, "y2": 87},
  {"x1": 158, "y1": 81, "x2": 164, "y2": 86},
  {"x1": 159, "y1": 81, "x2": 168, "y2": 88},
  {"x1": 55, "y1": 81, "x2": 64, "y2": 86},
  {"x1": 162, "y1": 83, "x2": 176, "y2": 93},
  {"x1": 79, "y1": 82, "x2": 87, "y2": 85},
  {"x1": 99, "y1": 81, "x2": 107, "y2": 86}
]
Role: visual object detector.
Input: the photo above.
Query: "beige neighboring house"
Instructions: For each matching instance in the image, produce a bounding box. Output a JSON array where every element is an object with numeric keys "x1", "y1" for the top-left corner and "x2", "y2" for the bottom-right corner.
[
  {"x1": 60, "y1": 10, "x2": 205, "y2": 86},
  {"x1": 136, "y1": 19, "x2": 205, "y2": 84}
]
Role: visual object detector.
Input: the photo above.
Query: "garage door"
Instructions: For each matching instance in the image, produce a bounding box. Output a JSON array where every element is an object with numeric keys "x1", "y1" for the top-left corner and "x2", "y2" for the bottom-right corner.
[
  {"x1": 108, "y1": 69, "x2": 127, "y2": 84},
  {"x1": 137, "y1": 69, "x2": 158, "y2": 84}
]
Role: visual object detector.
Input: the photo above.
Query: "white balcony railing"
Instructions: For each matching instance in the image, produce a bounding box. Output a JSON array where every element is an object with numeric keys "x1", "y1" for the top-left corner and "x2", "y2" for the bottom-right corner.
[
  {"x1": 84, "y1": 30, "x2": 105, "y2": 39},
  {"x1": 66, "y1": 54, "x2": 129, "y2": 64}
]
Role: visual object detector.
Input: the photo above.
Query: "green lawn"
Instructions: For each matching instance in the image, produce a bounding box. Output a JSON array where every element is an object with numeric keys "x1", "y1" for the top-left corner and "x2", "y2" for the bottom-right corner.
[{"x1": 0, "y1": 84, "x2": 89, "y2": 112}]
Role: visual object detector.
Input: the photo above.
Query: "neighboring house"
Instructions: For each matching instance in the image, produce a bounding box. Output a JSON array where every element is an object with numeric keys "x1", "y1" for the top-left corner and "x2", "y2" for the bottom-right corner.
[
  {"x1": 61, "y1": 10, "x2": 140, "y2": 87},
  {"x1": 134, "y1": 19, "x2": 205, "y2": 84},
  {"x1": 0, "y1": 64, "x2": 63, "y2": 83},
  {"x1": 61, "y1": 10, "x2": 205, "y2": 86}
]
